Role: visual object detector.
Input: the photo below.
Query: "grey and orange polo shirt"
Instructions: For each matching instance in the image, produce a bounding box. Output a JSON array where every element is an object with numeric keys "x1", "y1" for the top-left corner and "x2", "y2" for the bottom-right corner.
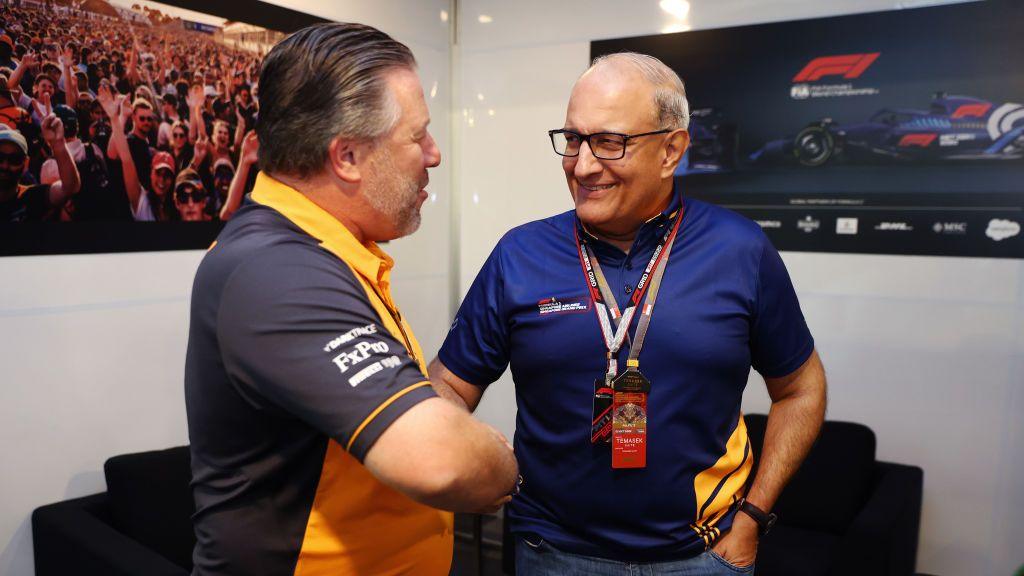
[{"x1": 184, "y1": 173, "x2": 453, "y2": 575}]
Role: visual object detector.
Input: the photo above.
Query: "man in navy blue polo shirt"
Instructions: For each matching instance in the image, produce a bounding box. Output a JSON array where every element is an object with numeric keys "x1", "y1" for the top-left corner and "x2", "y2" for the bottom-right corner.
[{"x1": 431, "y1": 52, "x2": 827, "y2": 574}]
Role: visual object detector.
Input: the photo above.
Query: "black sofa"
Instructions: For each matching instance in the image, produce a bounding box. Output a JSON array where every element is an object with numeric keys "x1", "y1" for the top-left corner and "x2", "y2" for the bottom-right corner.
[
  {"x1": 35, "y1": 414, "x2": 923, "y2": 576},
  {"x1": 501, "y1": 413, "x2": 924, "y2": 576},
  {"x1": 734, "y1": 413, "x2": 922, "y2": 576},
  {"x1": 33, "y1": 446, "x2": 194, "y2": 576}
]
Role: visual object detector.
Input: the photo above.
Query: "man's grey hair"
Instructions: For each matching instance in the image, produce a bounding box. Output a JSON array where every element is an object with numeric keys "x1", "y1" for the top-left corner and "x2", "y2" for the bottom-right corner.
[
  {"x1": 256, "y1": 23, "x2": 415, "y2": 178},
  {"x1": 588, "y1": 52, "x2": 689, "y2": 131}
]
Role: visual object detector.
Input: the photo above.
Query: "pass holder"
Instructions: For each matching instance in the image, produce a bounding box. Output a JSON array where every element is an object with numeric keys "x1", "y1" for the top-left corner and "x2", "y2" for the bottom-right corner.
[
  {"x1": 591, "y1": 377, "x2": 614, "y2": 444},
  {"x1": 611, "y1": 366, "x2": 651, "y2": 469}
]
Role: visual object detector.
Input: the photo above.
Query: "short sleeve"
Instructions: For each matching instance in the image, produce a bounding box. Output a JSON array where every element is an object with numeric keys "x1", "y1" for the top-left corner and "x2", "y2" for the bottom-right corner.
[
  {"x1": 750, "y1": 236, "x2": 815, "y2": 378},
  {"x1": 437, "y1": 241, "x2": 511, "y2": 387},
  {"x1": 133, "y1": 189, "x2": 155, "y2": 221},
  {"x1": 216, "y1": 246, "x2": 437, "y2": 461}
]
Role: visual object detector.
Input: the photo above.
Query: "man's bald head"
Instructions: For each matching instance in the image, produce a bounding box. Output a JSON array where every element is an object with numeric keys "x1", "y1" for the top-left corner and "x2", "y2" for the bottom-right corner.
[{"x1": 581, "y1": 53, "x2": 689, "y2": 131}]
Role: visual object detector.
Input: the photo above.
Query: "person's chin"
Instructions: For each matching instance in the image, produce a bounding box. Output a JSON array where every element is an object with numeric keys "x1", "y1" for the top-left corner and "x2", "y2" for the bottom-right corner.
[
  {"x1": 574, "y1": 200, "x2": 616, "y2": 227},
  {"x1": 397, "y1": 209, "x2": 422, "y2": 238}
]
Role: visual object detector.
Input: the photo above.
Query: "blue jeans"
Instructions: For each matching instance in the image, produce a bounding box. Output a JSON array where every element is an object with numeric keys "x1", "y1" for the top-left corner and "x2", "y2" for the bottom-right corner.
[{"x1": 515, "y1": 536, "x2": 755, "y2": 576}]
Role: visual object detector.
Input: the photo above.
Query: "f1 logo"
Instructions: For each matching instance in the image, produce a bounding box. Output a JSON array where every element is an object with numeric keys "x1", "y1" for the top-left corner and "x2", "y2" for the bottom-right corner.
[
  {"x1": 951, "y1": 103, "x2": 992, "y2": 119},
  {"x1": 898, "y1": 133, "x2": 937, "y2": 147},
  {"x1": 793, "y1": 53, "x2": 880, "y2": 82}
]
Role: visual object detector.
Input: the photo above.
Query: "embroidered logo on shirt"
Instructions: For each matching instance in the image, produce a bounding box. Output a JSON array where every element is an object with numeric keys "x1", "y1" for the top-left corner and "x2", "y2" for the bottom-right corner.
[
  {"x1": 348, "y1": 355, "x2": 403, "y2": 387},
  {"x1": 323, "y1": 324, "x2": 378, "y2": 352},
  {"x1": 537, "y1": 295, "x2": 590, "y2": 316},
  {"x1": 332, "y1": 340, "x2": 390, "y2": 373}
]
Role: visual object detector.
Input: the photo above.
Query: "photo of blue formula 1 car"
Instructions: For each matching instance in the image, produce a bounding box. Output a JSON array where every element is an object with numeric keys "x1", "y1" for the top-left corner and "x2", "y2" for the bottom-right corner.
[
  {"x1": 675, "y1": 108, "x2": 738, "y2": 175},
  {"x1": 751, "y1": 94, "x2": 1024, "y2": 166}
]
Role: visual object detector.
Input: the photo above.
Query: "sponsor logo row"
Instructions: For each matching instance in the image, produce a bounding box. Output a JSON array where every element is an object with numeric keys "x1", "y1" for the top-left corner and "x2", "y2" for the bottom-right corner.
[{"x1": 753, "y1": 216, "x2": 1021, "y2": 242}]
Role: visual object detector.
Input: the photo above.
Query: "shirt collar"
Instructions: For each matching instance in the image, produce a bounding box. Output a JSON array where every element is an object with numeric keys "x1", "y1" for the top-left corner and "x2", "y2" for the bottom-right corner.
[
  {"x1": 249, "y1": 172, "x2": 394, "y2": 288},
  {"x1": 575, "y1": 182, "x2": 683, "y2": 245}
]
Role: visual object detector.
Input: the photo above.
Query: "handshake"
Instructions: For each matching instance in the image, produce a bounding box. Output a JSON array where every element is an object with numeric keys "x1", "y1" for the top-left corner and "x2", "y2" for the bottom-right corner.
[{"x1": 362, "y1": 357, "x2": 521, "y2": 515}]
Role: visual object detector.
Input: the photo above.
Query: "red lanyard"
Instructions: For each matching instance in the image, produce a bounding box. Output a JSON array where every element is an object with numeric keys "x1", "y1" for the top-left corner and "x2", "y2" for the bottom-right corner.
[{"x1": 574, "y1": 201, "x2": 684, "y2": 385}]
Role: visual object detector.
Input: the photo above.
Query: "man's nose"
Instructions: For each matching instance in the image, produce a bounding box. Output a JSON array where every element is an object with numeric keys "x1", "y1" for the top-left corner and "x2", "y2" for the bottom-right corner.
[
  {"x1": 573, "y1": 140, "x2": 603, "y2": 180},
  {"x1": 424, "y1": 131, "x2": 441, "y2": 168}
]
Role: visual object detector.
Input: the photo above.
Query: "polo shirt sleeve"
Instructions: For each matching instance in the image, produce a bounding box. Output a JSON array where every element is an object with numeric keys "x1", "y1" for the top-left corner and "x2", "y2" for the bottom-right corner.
[
  {"x1": 215, "y1": 245, "x2": 437, "y2": 461},
  {"x1": 437, "y1": 241, "x2": 510, "y2": 388},
  {"x1": 749, "y1": 235, "x2": 815, "y2": 379}
]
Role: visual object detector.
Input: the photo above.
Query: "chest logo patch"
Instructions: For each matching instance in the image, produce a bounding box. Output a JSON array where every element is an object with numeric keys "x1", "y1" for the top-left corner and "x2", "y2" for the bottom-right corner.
[{"x1": 537, "y1": 295, "x2": 591, "y2": 316}]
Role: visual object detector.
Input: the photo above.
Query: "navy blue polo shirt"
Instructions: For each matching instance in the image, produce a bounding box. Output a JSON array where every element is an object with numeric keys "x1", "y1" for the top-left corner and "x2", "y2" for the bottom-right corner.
[{"x1": 439, "y1": 193, "x2": 814, "y2": 561}]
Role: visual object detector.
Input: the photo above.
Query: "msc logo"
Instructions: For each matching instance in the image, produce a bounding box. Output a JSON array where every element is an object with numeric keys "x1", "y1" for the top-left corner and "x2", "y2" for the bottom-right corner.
[
  {"x1": 932, "y1": 221, "x2": 967, "y2": 235},
  {"x1": 793, "y1": 53, "x2": 880, "y2": 83}
]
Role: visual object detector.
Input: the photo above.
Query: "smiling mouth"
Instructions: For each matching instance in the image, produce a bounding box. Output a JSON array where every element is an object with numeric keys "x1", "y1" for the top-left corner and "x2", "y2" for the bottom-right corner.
[{"x1": 578, "y1": 182, "x2": 615, "y2": 192}]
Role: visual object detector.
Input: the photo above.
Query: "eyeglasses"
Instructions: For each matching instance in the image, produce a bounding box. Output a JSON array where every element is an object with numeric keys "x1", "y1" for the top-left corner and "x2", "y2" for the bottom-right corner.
[
  {"x1": 172, "y1": 132, "x2": 186, "y2": 139},
  {"x1": 548, "y1": 128, "x2": 671, "y2": 160},
  {"x1": 137, "y1": 115, "x2": 155, "y2": 123},
  {"x1": 0, "y1": 150, "x2": 26, "y2": 165},
  {"x1": 175, "y1": 187, "x2": 207, "y2": 204}
]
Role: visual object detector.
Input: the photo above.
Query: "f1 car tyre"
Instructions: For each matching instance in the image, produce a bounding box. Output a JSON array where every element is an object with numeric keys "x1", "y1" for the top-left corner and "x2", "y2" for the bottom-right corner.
[{"x1": 794, "y1": 126, "x2": 835, "y2": 167}]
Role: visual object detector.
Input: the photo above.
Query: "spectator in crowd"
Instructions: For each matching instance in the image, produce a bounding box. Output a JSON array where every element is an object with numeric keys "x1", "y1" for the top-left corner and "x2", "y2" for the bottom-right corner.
[
  {"x1": 0, "y1": 116, "x2": 80, "y2": 221},
  {"x1": 211, "y1": 156, "x2": 233, "y2": 211},
  {"x1": 115, "y1": 97, "x2": 155, "y2": 190},
  {"x1": 219, "y1": 129, "x2": 256, "y2": 221},
  {"x1": 0, "y1": 34, "x2": 17, "y2": 70},
  {"x1": 157, "y1": 92, "x2": 180, "y2": 148},
  {"x1": 167, "y1": 119, "x2": 193, "y2": 172},
  {"x1": 172, "y1": 167, "x2": 211, "y2": 222}
]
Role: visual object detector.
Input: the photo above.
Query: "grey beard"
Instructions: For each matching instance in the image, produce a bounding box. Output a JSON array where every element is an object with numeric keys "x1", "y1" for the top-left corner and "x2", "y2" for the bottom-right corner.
[{"x1": 364, "y1": 147, "x2": 423, "y2": 237}]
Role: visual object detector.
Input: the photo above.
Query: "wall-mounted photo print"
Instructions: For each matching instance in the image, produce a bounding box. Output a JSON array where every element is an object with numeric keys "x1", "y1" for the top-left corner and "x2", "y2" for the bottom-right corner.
[
  {"x1": 0, "y1": 0, "x2": 324, "y2": 256},
  {"x1": 594, "y1": 0, "x2": 1024, "y2": 259}
]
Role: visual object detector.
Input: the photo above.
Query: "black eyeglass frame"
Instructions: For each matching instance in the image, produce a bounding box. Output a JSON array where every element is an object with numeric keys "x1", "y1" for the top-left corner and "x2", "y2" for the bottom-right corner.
[{"x1": 548, "y1": 128, "x2": 672, "y2": 160}]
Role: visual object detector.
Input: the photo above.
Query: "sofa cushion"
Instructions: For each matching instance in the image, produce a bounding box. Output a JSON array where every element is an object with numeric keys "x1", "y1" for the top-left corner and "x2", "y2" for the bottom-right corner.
[
  {"x1": 104, "y1": 446, "x2": 195, "y2": 570},
  {"x1": 745, "y1": 414, "x2": 876, "y2": 534},
  {"x1": 756, "y1": 523, "x2": 841, "y2": 576}
]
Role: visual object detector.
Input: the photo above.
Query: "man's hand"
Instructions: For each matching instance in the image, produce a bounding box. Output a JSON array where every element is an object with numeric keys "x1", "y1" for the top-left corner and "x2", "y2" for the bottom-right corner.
[
  {"x1": 464, "y1": 423, "x2": 516, "y2": 514},
  {"x1": 239, "y1": 131, "x2": 258, "y2": 166},
  {"x1": 119, "y1": 96, "x2": 133, "y2": 126},
  {"x1": 96, "y1": 83, "x2": 119, "y2": 120},
  {"x1": 192, "y1": 135, "x2": 210, "y2": 166},
  {"x1": 30, "y1": 91, "x2": 53, "y2": 121},
  {"x1": 363, "y1": 397, "x2": 519, "y2": 513},
  {"x1": 40, "y1": 113, "x2": 65, "y2": 146},
  {"x1": 186, "y1": 84, "x2": 204, "y2": 110},
  {"x1": 710, "y1": 510, "x2": 758, "y2": 567}
]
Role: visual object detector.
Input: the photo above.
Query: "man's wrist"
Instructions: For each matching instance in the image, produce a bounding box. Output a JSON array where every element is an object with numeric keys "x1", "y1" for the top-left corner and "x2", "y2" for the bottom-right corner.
[
  {"x1": 736, "y1": 497, "x2": 777, "y2": 536},
  {"x1": 731, "y1": 509, "x2": 760, "y2": 533}
]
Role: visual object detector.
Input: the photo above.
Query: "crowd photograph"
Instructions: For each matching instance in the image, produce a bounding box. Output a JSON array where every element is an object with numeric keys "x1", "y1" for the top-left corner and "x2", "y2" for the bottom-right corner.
[{"x1": 0, "y1": 0, "x2": 278, "y2": 223}]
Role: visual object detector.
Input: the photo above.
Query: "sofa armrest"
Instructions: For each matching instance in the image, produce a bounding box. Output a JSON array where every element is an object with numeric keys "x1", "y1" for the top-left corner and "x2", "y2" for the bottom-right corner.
[
  {"x1": 831, "y1": 461, "x2": 923, "y2": 576},
  {"x1": 33, "y1": 493, "x2": 189, "y2": 576}
]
